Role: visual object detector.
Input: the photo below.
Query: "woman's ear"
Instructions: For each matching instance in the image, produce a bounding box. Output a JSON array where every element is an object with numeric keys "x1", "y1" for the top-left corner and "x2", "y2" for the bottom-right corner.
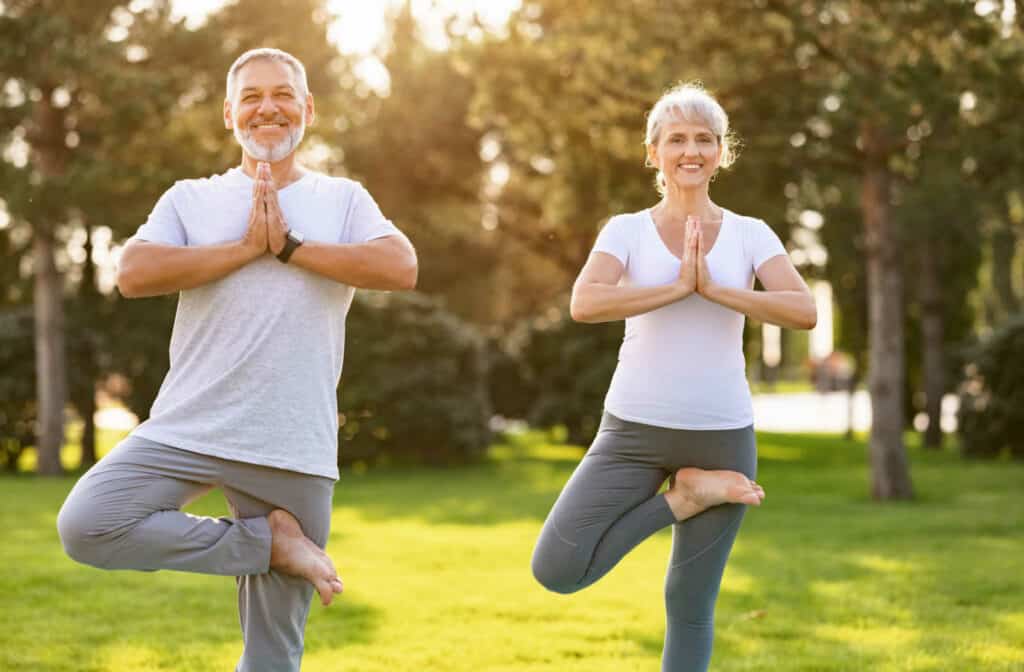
[{"x1": 646, "y1": 142, "x2": 658, "y2": 168}]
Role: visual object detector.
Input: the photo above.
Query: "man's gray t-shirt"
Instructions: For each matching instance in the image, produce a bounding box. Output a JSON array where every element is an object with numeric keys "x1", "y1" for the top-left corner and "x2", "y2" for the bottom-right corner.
[{"x1": 129, "y1": 167, "x2": 399, "y2": 480}]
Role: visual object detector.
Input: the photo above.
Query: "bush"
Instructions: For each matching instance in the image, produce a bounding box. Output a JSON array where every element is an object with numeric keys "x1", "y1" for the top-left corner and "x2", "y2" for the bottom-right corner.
[
  {"x1": 958, "y1": 312, "x2": 1024, "y2": 459},
  {"x1": 490, "y1": 310, "x2": 621, "y2": 446},
  {"x1": 338, "y1": 292, "x2": 491, "y2": 466},
  {"x1": 0, "y1": 307, "x2": 35, "y2": 471}
]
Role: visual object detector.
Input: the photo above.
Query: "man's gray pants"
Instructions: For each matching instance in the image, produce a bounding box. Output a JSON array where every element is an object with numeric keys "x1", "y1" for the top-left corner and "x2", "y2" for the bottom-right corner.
[
  {"x1": 56, "y1": 435, "x2": 335, "y2": 672},
  {"x1": 531, "y1": 412, "x2": 757, "y2": 672}
]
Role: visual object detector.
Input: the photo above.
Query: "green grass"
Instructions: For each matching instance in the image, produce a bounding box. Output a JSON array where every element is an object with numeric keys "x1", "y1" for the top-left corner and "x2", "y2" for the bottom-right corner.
[{"x1": 2, "y1": 432, "x2": 1023, "y2": 671}]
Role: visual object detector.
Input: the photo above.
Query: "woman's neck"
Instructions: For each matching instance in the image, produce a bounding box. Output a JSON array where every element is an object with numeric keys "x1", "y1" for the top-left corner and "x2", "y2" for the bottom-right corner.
[{"x1": 656, "y1": 190, "x2": 721, "y2": 223}]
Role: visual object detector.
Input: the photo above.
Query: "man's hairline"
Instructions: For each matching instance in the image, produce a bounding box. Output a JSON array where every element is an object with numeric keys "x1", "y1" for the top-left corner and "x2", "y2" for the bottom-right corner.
[{"x1": 227, "y1": 57, "x2": 310, "y2": 103}]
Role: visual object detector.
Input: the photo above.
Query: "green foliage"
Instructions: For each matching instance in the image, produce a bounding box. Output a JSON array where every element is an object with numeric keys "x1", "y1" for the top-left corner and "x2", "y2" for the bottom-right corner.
[
  {"x1": 338, "y1": 292, "x2": 491, "y2": 465},
  {"x1": 0, "y1": 307, "x2": 35, "y2": 471},
  {"x1": 491, "y1": 311, "x2": 621, "y2": 445},
  {"x1": 958, "y1": 312, "x2": 1024, "y2": 459}
]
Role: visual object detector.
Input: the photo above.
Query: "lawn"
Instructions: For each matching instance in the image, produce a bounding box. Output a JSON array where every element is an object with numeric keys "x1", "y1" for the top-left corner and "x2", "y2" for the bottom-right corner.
[{"x1": 2, "y1": 431, "x2": 1022, "y2": 671}]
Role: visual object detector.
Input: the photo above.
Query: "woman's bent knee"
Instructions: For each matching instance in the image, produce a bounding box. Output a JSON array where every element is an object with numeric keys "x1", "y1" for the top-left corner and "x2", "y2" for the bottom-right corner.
[
  {"x1": 531, "y1": 533, "x2": 585, "y2": 594},
  {"x1": 531, "y1": 556, "x2": 580, "y2": 594}
]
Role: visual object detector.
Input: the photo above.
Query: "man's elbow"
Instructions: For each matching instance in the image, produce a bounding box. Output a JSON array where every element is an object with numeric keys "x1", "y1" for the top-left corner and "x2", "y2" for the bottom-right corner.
[
  {"x1": 392, "y1": 257, "x2": 418, "y2": 291},
  {"x1": 115, "y1": 267, "x2": 141, "y2": 299}
]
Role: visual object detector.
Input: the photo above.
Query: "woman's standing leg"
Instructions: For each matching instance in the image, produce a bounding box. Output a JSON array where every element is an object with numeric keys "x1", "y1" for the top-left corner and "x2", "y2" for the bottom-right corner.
[{"x1": 660, "y1": 426, "x2": 757, "y2": 672}]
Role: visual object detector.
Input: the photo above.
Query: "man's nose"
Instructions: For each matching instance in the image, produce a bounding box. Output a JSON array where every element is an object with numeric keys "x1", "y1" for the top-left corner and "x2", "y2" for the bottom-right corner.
[{"x1": 257, "y1": 95, "x2": 277, "y2": 114}]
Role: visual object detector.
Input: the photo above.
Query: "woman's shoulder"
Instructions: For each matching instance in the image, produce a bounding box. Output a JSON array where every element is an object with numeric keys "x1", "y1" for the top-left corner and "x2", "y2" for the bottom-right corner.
[
  {"x1": 601, "y1": 209, "x2": 651, "y2": 237},
  {"x1": 722, "y1": 207, "x2": 769, "y2": 229}
]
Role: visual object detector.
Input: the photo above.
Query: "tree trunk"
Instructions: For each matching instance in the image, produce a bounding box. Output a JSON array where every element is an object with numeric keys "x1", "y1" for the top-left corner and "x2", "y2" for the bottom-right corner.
[
  {"x1": 861, "y1": 125, "x2": 913, "y2": 500},
  {"x1": 29, "y1": 87, "x2": 69, "y2": 476},
  {"x1": 33, "y1": 230, "x2": 66, "y2": 475},
  {"x1": 991, "y1": 223, "x2": 1019, "y2": 320},
  {"x1": 78, "y1": 224, "x2": 99, "y2": 468},
  {"x1": 919, "y1": 239, "x2": 944, "y2": 450}
]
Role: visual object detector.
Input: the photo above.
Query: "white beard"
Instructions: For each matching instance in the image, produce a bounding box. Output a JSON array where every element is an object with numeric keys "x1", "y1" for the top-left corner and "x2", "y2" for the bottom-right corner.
[{"x1": 234, "y1": 119, "x2": 305, "y2": 162}]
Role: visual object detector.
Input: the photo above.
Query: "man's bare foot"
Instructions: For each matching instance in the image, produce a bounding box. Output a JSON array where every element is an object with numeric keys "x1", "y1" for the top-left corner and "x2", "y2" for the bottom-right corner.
[
  {"x1": 268, "y1": 509, "x2": 344, "y2": 606},
  {"x1": 664, "y1": 468, "x2": 766, "y2": 521}
]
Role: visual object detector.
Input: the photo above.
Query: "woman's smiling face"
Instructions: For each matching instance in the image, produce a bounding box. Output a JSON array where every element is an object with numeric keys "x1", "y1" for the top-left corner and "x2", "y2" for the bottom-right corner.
[{"x1": 648, "y1": 117, "x2": 723, "y2": 191}]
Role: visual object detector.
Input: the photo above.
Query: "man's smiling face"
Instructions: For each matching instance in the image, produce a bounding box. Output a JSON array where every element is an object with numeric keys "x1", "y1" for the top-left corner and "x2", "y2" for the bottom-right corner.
[{"x1": 224, "y1": 58, "x2": 312, "y2": 163}]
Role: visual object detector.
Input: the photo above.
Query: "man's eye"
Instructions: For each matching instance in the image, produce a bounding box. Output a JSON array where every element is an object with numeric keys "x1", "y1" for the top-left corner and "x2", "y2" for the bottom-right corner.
[{"x1": 243, "y1": 96, "x2": 258, "y2": 102}]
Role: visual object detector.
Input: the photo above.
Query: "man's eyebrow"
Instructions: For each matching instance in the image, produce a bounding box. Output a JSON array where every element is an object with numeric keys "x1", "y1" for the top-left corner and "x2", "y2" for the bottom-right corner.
[{"x1": 240, "y1": 84, "x2": 296, "y2": 93}]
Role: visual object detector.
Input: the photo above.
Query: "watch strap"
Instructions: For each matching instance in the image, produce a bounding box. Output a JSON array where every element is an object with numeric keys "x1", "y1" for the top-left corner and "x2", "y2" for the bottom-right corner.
[{"x1": 277, "y1": 230, "x2": 302, "y2": 263}]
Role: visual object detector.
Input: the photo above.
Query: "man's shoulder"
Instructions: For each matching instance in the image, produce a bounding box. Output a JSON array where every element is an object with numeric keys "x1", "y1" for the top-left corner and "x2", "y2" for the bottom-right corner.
[
  {"x1": 303, "y1": 172, "x2": 368, "y2": 195},
  {"x1": 166, "y1": 168, "x2": 248, "y2": 200}
]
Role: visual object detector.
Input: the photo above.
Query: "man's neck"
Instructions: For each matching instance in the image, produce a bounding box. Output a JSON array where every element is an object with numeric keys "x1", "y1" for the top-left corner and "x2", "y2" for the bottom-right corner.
[{"x1": 240, "y1": 153, "x2": 307, "y2": 187}]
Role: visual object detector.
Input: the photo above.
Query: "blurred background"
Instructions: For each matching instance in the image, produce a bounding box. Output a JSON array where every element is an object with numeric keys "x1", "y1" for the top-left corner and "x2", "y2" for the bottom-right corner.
[{"x1": 1, "y1": 0, "x2": 1022, "y2": 500}]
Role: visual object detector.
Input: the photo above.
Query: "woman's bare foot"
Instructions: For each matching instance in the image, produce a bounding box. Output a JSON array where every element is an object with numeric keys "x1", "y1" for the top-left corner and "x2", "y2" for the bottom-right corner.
[
  {"x1": 268, "y1": 509, "x2": 344, "y2": 606},
  {"x1": 664, "y1": 468, "x2": 765, "y2": 521}
]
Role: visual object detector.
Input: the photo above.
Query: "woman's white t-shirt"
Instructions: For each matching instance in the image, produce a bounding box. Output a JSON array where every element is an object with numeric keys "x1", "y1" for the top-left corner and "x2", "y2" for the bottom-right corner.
[{"x1": 592, "y1": 208, "x2": 787, "y2": 430}]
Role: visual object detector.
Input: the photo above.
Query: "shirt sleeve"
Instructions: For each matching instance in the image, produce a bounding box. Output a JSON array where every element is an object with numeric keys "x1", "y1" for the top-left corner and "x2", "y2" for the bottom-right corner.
[
  {"x1": 343, "y1": 184, "x2": 401, "y2": 244},
  {"x1": 750, "y1": 218, "x2": 787, "y2": 270},
  {"x1": 591, "y1": 215, "x2": 631, "y2": 266},
  {"x1": 132, "y1": 185, "x2": 187, "y2": 246}
]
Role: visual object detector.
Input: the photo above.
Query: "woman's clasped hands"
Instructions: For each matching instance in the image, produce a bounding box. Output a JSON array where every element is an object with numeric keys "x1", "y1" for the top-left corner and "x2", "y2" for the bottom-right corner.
[{"x1": 676, "y1": 216, "x2": 716, "y2": 299}]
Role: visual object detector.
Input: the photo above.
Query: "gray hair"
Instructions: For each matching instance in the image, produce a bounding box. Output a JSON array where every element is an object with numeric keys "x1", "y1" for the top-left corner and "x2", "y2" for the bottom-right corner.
[
  {"x1": 226, "y1": 48, "x2": 309, "y2": 101},
  {"x1": 644, "y1": 83, "x2": 738, "y2": 193}
]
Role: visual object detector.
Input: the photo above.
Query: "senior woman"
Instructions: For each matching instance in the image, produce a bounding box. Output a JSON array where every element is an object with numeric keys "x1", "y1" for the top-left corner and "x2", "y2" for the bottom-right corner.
[{"x1": 531, "y1": 83, "x2": 816, "y2": 671}]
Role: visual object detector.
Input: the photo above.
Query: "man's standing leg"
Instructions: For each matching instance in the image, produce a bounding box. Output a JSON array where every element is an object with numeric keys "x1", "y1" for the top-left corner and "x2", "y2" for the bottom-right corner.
[{"x1": 220, "y1": 464, "x2": 336, "y2": 672}]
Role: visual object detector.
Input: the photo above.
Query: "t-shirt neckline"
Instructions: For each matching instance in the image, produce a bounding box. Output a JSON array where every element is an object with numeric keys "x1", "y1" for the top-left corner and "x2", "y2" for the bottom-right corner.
[
  {"x1": 645, "y1": 207, "x2": 732, "y2": 261},
  {"x1": 229, "y1": 166, "x2": 316, "y2": 194}
]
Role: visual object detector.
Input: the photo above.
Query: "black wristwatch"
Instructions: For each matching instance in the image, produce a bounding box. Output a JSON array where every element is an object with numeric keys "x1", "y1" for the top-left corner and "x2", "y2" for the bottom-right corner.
[{"x1": 276, "y1": 229, "x2": 305, "y2": 263}]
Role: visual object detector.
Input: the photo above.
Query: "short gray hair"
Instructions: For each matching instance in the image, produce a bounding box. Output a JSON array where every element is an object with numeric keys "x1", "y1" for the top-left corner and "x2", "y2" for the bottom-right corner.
[
  {"x1": 644, "y1": 82, "x2": 738, "y2": 193},
  {"x1": 226, "y1": 48, "x2": 309, "y2": 101}
]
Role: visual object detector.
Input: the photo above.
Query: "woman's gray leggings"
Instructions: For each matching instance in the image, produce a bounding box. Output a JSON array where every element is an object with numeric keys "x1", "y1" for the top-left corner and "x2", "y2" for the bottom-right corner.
[{"x1": 531, "y1": 412, "x2": 756, "y2": 672}]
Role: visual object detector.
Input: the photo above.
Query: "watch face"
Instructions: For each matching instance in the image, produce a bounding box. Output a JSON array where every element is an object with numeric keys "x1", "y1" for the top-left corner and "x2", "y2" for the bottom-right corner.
[{"x1": 289, "y1": 229, "x2": 305, "y2": 244}]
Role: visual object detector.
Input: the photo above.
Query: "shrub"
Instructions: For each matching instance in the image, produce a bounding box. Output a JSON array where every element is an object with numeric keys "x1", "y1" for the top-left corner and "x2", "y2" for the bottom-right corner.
[
  {"x1": 0, "y1": 308, "x2": 35, "y2": 471},
  {"x1": 957, "y1": 312, "x2": 1024, "y2": 459},
  {"x1": 490, "y1": 310, "x2": 621, "y2": 446},
  {"x1": 338, "y1": 292, "x2": 491, "y2": 465}
]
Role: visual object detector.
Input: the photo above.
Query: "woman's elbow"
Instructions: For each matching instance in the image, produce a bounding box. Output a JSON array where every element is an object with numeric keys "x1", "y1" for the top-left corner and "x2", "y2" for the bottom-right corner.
[
  {"x1": 799, "y1": 302, "x2": 818, "y2": 330},
  {"x1": 569, "y1": 296, "x2": 596, "y2": 323}
]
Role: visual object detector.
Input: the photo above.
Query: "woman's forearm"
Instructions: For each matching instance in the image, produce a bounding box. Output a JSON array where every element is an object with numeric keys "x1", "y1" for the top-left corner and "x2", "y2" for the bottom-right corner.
[
  {"x1": 570, "y1": 281, "x2": 691, "y2": 323},
  {"x1": 703, "y1": 283, "x2": 817, "y2": 330}
]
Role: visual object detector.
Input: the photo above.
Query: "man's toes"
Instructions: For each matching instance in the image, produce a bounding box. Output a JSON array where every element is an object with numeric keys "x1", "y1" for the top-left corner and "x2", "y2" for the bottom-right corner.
[{"x1": 315, "y1": 580, "x2": 335, "y2": 606}]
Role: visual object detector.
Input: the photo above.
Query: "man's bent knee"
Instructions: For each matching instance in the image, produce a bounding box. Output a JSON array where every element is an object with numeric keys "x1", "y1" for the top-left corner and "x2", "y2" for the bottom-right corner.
[{"x1": 56, "y1": 498, "x2": 111, "y2": 568}]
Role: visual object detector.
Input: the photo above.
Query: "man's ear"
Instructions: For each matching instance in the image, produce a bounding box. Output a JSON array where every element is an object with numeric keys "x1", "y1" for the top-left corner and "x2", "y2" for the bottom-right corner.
[
  {"x1": 305, "y1": 92, "x2": 315, "y2": 126},
  {"x1": 223, "y1": 98, "x2": 233, "y2": 130}
]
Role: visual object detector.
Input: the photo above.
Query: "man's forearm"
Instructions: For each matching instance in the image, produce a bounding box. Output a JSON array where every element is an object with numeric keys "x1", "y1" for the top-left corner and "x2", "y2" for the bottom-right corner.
[
  {"x1": 287, "y1": 236, "x2": 417, "y2": 290},
  {"x1": 117, "y1": 240, "x2": 260, "y2": 298},
  {"x1": 703, "y1": 283, "x2": 817, "y2": 330}
]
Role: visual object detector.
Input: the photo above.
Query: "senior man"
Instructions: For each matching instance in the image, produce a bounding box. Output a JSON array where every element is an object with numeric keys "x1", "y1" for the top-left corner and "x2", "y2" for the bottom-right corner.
[{"x1": 57, "y1": 47, "x2": 417, "y2": 672}]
